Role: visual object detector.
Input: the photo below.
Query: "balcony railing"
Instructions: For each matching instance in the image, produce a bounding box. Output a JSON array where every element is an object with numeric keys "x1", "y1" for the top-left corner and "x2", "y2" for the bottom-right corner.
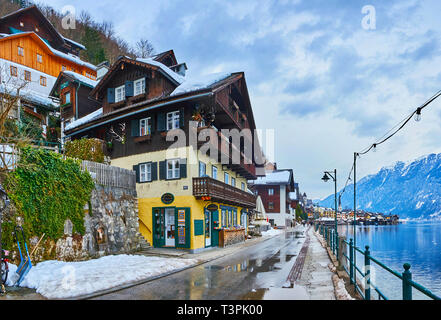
[{"x1": 193, "y1": 177, "x2": 256, "y2": 208}]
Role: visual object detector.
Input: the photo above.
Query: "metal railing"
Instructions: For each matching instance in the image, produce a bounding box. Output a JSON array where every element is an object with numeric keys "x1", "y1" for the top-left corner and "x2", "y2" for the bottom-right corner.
[{"x1": 315, "y1": 223, "x2": 441, "y2": 300}]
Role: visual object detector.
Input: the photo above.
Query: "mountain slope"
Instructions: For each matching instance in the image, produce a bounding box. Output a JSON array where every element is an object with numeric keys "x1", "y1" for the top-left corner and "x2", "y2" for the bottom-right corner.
[{"x1": 320, "y1": 153, "x2": 441, "y2": 219}]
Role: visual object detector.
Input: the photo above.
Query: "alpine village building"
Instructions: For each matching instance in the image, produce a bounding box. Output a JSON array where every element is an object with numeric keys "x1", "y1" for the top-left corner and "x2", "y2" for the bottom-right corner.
[
  {"x1": 63, "y1": 52, "x2": 265, "y2": 253},
  {"x1": 249, "y1": 167, "x2": 296, "y2": 228},
  {"x1": 0, "y1": 6, "x2": 97, "y2": 139}
]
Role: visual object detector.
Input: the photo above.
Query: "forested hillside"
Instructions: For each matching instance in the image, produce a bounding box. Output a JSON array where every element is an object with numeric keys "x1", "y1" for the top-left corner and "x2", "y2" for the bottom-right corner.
[{"x1": 0, "y1": 0, "x2": 155, "y2": 65}]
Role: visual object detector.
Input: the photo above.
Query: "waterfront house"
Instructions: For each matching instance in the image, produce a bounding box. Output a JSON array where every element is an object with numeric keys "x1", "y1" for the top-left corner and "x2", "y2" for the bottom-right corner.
[{"x1": 63, "y1": 54, "x2": 264, "y2": 252}]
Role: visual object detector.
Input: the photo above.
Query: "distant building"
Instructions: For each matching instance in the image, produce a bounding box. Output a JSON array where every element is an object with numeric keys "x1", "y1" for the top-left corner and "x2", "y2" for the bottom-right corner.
[{"x1": 249, "y1": 169, "x2": 295, "y2": 228}]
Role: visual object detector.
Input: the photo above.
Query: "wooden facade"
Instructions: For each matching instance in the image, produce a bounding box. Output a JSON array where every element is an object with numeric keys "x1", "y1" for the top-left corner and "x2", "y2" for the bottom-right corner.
[{"x1": 0, "y1": 32, "x2": 96, "y2": 79}]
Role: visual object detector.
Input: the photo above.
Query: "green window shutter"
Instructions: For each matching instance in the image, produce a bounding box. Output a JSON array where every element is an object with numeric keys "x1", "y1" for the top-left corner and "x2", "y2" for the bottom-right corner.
[
  {"x1": 133, "y1": 165, "x2": 140, "y2": 183},
  {"x1": 159, "y1": 161, "x2": 166, "y2": 180},
  {"x1": 157, "y1": 113, "x2": 166, "y2": 131},
  {"x1": 179, "y1": 107, "x2": 185, "y2": 128},
  {"x1": 150, "y1": 114, "x2": 156, "y2": 133},
  {"x1": 131, "y1": 119, "x2": 139, "y2": 137},
  {"x1": 145, "y1": 77, "x2": 149, "y2": 95},
  {"x1": 151, "y1": 162, "x2": 158, "y2": 181},
  {"x1": 194, "y1": 220, "x2": 204, "y2": 236},
  {"x1": 180, "y1": 159, "x2": 187, "y2": 179}
]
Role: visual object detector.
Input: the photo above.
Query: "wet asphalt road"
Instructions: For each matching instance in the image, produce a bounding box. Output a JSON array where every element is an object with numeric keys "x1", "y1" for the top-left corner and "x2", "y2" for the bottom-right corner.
[{"x1": 92, "y1": 228, "x2": 307, "y2": 300}]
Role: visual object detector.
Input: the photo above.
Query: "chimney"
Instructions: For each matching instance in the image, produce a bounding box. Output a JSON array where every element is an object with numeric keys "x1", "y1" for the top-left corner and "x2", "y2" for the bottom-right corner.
[{"x1": 96, "y1": 61, "x2": 110, "y2": 80}]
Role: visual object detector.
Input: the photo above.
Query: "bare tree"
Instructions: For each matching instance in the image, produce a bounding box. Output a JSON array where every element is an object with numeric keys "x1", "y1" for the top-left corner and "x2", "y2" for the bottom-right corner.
[
  {"x1": 136, "y1": 39, "x2": 155, "y2": 58},
  {"x1": 0, "y1": 65, "x2": 36, "y2": 172}
]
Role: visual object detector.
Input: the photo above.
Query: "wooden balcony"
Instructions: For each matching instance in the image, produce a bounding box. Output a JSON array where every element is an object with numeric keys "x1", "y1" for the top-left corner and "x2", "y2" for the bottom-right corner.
[{"x1": 193, "y1": 177, "x2": 257, "y2": 208}]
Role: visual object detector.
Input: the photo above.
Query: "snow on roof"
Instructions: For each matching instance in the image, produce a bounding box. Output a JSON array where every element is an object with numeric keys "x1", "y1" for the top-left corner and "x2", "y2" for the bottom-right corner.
[
  {"x1": 63, "y1": 71, "x2": 98, "y2": 88},
  {"x1": 171, "y1": 72, "x2": 233, "y2": 96},
  {"x1": 0, "y1": 32, "x2": 97, "y2": 71},
  {"x1": 62, "y1": 36, "x2": 86, "y2": 50},
  {"x1": 136, "y1": 58, "x2": 184, "y2": 85},
  {"x1": 65, "y1": 108, "x2": 103, "y2": 131},
  {"x1": 253, "y1": 170, "x2": 292, "y2": 185}
]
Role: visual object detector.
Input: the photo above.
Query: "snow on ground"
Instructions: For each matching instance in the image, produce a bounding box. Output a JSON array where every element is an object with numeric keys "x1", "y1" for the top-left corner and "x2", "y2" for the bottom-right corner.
[
  {"x1": 6, "y1": 254, "x2": 198, "y2": 299},
  {"x1": 261, "y1": 228, "x2": 284, "y2": 238}
]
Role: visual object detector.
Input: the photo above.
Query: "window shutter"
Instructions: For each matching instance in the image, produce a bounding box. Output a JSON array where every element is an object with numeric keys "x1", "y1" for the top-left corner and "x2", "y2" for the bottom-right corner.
[
  {"x1": 157, "y1": 113, "x2": 166, "y2": 132},
  {"x1": 145, "y1": 77, "x2": 149, "y2": 95},
  {"x1": 159, "y1": 161, "x2": 166, "y2": 180},
  {"x1": 180, "y1": 159, "x2": 187, "y2": 179},
  {"x1": 131, "y1": 119, "x2": 139, "y2": 137},
  {"x1": 150, "y1": 115, "x2": 155, "y2": 133},
  {"x1": 133, "y1": 165, "x2": 140, "y2": 183},
  {"x1": 151, "y1": 162, "x2": 158, "y2": 181},
  {"x1": 179, "y1": 107, "x2": 185, "y2": 128},
  {"x1": 107, "y1": 88, "x2": 115, "y2": 104},
  {"x1": 125, "y1": 81, "x2": 134, "y2": 97}
]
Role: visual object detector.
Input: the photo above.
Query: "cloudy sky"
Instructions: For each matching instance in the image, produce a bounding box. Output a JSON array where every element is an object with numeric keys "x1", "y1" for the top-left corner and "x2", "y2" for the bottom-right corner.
[{"x1": 41, "y1": 0, "x2": 441, "y2": 199}]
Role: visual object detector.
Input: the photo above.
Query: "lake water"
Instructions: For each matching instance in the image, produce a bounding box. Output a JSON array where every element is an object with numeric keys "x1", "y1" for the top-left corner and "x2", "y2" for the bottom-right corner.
[{"x1": 337, "y1": 221, "x2": 441, "y2": 300}]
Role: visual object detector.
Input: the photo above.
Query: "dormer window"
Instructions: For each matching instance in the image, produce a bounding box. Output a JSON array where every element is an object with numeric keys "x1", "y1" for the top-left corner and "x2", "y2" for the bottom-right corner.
[
  {"x1": 134, "y1": 78, "x2": 146, "y2": 96},
  {"x1": 115, "y1": 85, "x2": 126, "y2": 103},
  {"x1": 18, "y1": 46, "x2": 24, "y2": 57}
]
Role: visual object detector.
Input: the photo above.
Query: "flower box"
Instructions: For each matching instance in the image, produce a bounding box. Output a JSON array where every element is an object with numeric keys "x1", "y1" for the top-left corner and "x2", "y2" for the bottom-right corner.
[{"x1": 134, "y1": 135, "x2": 151, "y2": 143}]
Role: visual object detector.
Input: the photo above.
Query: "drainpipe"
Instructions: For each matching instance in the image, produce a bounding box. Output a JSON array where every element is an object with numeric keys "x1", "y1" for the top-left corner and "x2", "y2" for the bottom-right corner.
[{"x1": 75, "y1": 82, "x2": 81, "y2": 120}]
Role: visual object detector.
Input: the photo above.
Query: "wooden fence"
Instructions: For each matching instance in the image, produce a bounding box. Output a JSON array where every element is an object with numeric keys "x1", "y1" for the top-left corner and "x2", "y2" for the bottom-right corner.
[{"x1": 81, "y1": 160, "x2": 136, "y2": 190}]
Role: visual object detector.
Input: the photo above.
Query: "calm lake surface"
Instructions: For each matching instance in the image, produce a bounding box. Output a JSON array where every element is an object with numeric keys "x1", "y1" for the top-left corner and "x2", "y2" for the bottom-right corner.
[{"x1": 338, "y1": 221, "x2": 441, "y2": 300}]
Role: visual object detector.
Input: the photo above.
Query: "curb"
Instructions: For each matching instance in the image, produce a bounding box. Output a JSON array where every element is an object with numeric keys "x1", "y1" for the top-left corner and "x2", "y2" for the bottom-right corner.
[{"x1": 72, "y1": 231, "x2": 284, "y2": 300}]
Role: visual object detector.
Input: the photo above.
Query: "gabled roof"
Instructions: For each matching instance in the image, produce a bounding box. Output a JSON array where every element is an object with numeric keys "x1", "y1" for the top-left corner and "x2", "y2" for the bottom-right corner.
[
  {"x1": 251, "y1": 169, "x2": 295, "y2": 188},
  {"x1": 65, "y1": 71, "x2": 244, "y2": 135},
  {"x1": 49, "y1": 71, "x2": 99, "y2": 97},
  {"x1": 0, "y1": 5, "x2": 65, "y2": 49},
  {"x1": 0, "y1": 32, "x2": 96, "y2": 71},
  {"x1": 150, "y1": 50, "x2": 178, "y2": 67},
  {"x1": 89, "y1": 56, "x2": 184, "y2": 98}
]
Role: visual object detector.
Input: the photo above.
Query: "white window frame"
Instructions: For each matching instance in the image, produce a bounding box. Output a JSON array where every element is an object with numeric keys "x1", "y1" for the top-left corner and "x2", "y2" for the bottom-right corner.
[
  {"x1": 65, "y1": 92, "x2": 71, "y2": 104},
  {"x1": 139, "y1": 117, "x2": 151, "y2": 136},
  {"x1": 212, "y1": 166, "x2": 218, "y2": 180},
  {"x1": 139, "y1": 163, "x2": 152, "y2": 182},
  {"x1": 224, "y1": 172, "x2": 229, "y2": 185},
  {"x1": 115, "y1": 85, "x2": 125, "y2": 103},
  {"x1": 166, "y1": 111, "x2": 180, "y2": 131},
  {"x1": 134, "y1": 78, "x2": 146, "y2": 96},
  {"x1": 37, "y1": 54, "x2": 42, "y2": 63},
  {"x1": 18, "y1": 46, "x2": 24, "y2": 57},
  {"x1": 269, "y1": 188, "x2": 274, "y2": 195},
  {"x1": 199, "y1": 161, "x2": 206, "y2": 177},
  {"x1": 167, "y1": 159, "x2": 180, "y2": 180}
]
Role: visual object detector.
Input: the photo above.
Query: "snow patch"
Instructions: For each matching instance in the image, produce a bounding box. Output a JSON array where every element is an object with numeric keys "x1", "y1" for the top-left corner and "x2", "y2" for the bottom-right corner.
[
  {"x1": 10, "y1": 254, "x2": 198, "y2": 299},
  {"x1": 65, "y1": 108, "x2": 103, "y2": 131}
]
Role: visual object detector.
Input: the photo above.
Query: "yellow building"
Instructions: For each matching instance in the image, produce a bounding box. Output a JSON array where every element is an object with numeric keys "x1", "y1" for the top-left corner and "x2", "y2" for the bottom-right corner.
[{"x1": 64, "y1": 55, "x2": 263, "y2": 253}]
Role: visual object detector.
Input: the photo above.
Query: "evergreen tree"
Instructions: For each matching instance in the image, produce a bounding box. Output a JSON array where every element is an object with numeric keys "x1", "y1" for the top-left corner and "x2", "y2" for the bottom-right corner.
[{"x1": 81, "y1": 26, "x2": 107, "y2": 65}]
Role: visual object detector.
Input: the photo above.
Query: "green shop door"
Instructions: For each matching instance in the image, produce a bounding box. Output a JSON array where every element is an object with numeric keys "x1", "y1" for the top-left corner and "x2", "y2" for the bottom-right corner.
[
  {"x1": 152, "y1": 208, "x2": 165, "y2": 247},
  {"x1": 175, "y1": 208, "x2": 191, "y2": 249},
  {"x1": 211, "y1": 210, "x2": 220, "y2": 247}
]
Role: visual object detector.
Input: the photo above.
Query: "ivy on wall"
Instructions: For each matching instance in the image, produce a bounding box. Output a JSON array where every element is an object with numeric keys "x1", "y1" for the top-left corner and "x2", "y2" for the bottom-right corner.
[
  {"x1": 3, "y1": 147, "x2": 95, "y2": 246},
  {"x1": 64, "y1": 138, "x2": 105, "y2": 163}
]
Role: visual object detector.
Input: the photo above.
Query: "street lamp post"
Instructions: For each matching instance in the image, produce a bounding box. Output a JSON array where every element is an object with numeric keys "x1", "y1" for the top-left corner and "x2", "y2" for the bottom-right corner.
[{"x1": 322, "y1": 169, "x2": 338, "y2": 257}]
